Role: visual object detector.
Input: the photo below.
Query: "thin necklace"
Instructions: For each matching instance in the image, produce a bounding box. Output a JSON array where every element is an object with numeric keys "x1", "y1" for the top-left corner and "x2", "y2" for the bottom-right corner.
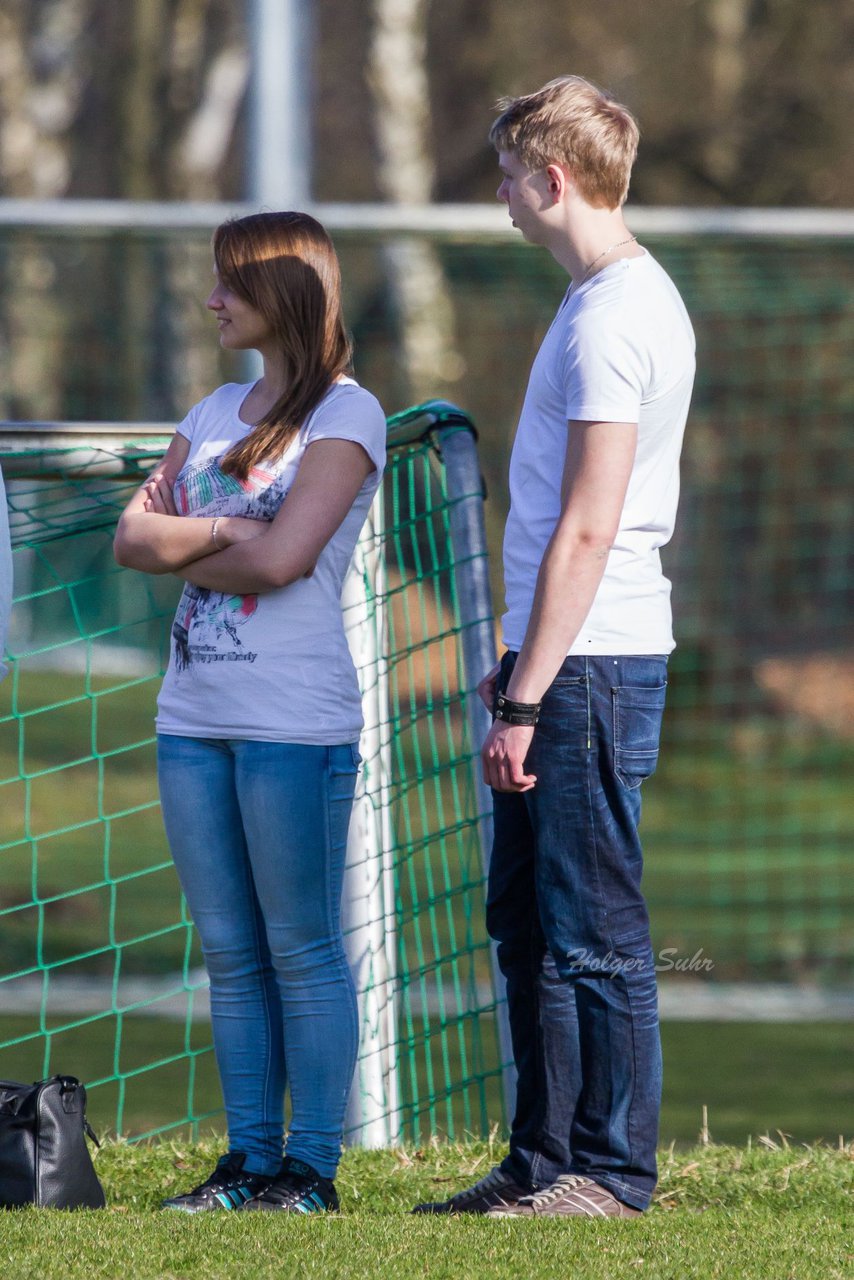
[{"x1": 578, "y1": 235, "x2": 638, "y2": 285}]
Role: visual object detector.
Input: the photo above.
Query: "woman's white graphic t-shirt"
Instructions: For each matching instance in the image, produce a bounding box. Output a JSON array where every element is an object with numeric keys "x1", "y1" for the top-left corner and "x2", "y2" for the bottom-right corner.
[{"x1": 155, "y1": 377, "x2": 386, "y2": 744}]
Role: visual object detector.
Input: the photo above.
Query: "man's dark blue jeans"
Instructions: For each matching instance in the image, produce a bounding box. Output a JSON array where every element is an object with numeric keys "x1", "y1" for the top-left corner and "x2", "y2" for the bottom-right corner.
[{"x1": 486, "y1": 651, "x2": 668, "y2": 1211}]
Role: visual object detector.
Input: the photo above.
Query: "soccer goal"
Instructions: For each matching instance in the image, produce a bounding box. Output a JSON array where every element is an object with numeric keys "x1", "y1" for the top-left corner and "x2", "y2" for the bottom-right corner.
[{"x1": 0, "y1": 402, "x2": 512, "y2": 1144}]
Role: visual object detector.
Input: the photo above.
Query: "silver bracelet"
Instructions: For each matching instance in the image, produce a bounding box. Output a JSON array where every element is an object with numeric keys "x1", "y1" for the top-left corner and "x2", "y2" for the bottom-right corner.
[{"x1": 211, "y1": 517, "x2": 223, "y2": 550}]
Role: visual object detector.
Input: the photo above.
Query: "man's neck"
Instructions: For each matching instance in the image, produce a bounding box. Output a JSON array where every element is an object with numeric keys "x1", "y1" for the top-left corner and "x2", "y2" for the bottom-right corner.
[{"x1": 547, "y1": 207, "x2": 639, "y2": 283}]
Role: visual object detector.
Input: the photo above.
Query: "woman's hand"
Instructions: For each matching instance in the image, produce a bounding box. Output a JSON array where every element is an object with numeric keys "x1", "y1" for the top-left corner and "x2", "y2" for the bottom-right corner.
[
  {"x1": 140, "y1": 473, "x2": 269, "y2": 549},
  {"x1": 115, "y1": 435, "x2": 262, "y2": 574},
  {"x1": 178, "y1": 438, "x2": 372, "y2": 595},
  {"x1": 142, "y1": 472, "x2": 178, "y2": 516}
]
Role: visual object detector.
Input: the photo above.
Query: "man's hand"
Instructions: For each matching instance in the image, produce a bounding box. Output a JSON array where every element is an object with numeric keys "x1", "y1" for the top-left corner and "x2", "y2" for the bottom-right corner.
[
  {"x1": 477, "y1": 662, "x2": 501, "y2": 711},
  {"x1": 481, "y1": 720, "x2": 536, "y2": 793}
]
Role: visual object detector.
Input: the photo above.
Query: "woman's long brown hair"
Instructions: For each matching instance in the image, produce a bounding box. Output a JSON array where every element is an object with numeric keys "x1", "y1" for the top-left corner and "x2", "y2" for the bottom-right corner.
[{"x1": 212, "y1": 211, "x2": 352, "y2": 480}]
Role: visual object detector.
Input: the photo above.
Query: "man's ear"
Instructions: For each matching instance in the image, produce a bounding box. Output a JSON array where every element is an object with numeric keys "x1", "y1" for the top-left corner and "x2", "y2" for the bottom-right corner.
[{"x1": 544, "y1": 163, "x2": 569, "y2": 203}]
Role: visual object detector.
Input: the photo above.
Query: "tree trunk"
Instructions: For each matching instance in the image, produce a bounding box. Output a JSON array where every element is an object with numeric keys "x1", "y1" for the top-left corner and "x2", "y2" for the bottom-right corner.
[
  {"x1": 367, "y1": 0, "x2": 464, "y2": 406},
  {"x1": 0, "y1": 0, "x2": 88, "y2": 418},
  {"x1": 703, "y1": 0, "x2": 751, "y2": 188}
]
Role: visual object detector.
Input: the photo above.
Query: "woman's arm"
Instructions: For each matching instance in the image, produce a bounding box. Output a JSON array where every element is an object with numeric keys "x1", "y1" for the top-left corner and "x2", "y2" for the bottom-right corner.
[
  {"x1": 113, "y1": 435, "x2": 266, "y2": 574},
  {"x1": 179, "y1": 438, "x2": 375, "y2": 594}
]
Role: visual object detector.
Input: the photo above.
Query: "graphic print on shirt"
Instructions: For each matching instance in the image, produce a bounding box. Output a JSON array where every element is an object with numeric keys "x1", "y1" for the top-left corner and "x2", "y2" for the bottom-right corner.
[{"x1": 171, "y1": 455, "x2": 291, "y2": 671}]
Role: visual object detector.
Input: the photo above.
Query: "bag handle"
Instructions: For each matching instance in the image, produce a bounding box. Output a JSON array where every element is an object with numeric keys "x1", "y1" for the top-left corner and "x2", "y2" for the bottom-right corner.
[
  {"x1": 0, "y1": 1076, "x2": 99, "y2": 1143},
  {"x1": 0, "y1": 1089, "x2": 24, "y2": 1115},
  {"x1": 56, "y1": 1075, "x2": 101, "y2": 1147}
]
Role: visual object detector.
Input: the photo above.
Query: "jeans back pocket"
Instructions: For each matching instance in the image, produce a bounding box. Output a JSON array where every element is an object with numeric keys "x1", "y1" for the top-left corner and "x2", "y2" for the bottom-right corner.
[{"x1": 612, "y1": 682, "x2": 667, "y2": 790}]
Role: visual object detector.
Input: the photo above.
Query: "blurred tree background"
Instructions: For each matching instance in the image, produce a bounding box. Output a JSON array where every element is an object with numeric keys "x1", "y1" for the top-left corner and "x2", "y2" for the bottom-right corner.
[{"x1": 2, "y1": 0, "x2": 853, "y2": 205}]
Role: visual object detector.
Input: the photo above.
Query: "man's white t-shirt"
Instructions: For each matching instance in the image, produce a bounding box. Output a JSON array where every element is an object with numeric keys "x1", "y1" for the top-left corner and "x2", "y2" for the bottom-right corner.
[
  {"x1": 156, "y1": 377, "x2": 386, "y2": 744},
  {"x1": 501, "y1": 250, "x2": 695, "y2": 655}
]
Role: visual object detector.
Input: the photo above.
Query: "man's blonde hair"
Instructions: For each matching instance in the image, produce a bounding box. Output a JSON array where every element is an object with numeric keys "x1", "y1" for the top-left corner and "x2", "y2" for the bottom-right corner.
[{"x1": 489, "y1": 75, "x2": 639, "y2": 210}]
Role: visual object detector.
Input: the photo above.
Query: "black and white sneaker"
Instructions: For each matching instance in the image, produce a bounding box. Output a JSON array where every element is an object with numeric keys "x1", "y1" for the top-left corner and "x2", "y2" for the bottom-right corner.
[
  {"x1": 411, "y1": 1165, "x2": 533, "y2": 1214},
  {"x1": 161, "y1": 1152, "x2": 273, "y2": 1213},
  {"x1": 242, "y1": 1155, "x2": 339, "y2": 1214}
]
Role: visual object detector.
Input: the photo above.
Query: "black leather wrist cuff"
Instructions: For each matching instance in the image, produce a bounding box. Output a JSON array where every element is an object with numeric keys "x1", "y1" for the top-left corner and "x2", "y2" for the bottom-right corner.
[{"x1": 495, "y1": 693, "x2": 541, "y2": 726}]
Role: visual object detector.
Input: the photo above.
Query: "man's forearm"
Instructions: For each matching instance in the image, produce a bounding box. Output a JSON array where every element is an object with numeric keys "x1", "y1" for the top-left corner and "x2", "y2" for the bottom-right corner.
[{"x1": 504, "y1": 533, "x2": 610, "y2": 704}]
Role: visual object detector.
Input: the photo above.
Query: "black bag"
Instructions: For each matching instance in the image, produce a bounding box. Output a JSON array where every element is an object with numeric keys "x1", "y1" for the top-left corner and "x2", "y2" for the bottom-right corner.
[{"x1": 0, "y1": 1074, "x2": 106, "y2": 1209}]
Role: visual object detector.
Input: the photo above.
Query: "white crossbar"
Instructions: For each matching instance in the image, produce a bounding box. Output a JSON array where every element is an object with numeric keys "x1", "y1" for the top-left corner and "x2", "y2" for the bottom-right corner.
[{"x1": 0, "y1": 199, "x2": 852, "y2": 238}]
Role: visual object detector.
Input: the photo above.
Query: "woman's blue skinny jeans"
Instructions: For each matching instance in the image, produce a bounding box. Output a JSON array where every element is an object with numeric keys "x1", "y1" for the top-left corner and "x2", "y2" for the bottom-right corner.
[{"x1": 157, "y1": 734, "x2": 360, "y2": 1179}]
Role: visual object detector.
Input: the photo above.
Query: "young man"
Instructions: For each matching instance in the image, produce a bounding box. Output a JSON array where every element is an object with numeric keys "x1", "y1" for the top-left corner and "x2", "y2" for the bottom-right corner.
[{"x1": 414, "y1": 76, "x2": 695, "y2": 1218}]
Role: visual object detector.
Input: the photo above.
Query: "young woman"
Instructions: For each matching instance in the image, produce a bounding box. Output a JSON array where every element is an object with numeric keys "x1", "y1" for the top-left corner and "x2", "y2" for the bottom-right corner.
[{"x1": 114, "y1": 212, "x2": 386, "y2": 1214}]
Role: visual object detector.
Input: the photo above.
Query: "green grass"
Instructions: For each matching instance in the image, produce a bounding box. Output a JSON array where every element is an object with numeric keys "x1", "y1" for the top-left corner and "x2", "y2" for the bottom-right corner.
[
  {"x1": 0, "y1": 1139, "x2": 851, "y2": 1280},
  {"x1": 659, "y1": 1021, "x2": 854, "y2": 1147}
]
